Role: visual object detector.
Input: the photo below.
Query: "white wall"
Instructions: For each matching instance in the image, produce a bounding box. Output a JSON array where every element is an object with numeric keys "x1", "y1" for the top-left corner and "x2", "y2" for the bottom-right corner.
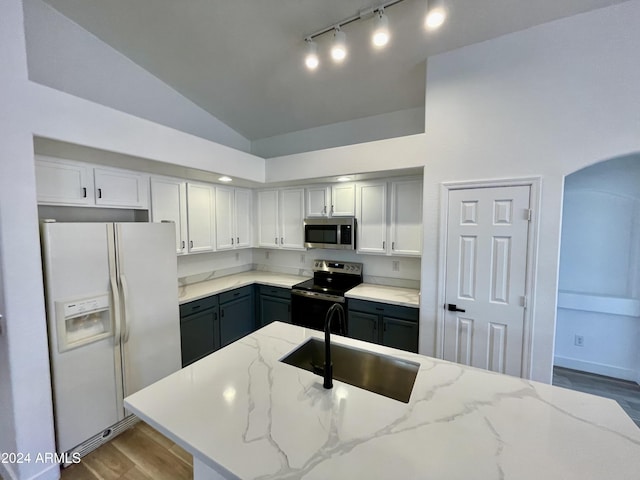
[
  {"x1": 265, "y1": 133, "x2": 427, "y2": 182},
  {"x1": 0, "y1": 1, "x2": 58, "y2": 479},
  {"x1": 252, "y1": 107, "x2": 425, "y2": 158},
  {"x1": 23, "y1": 0, "x2": 251, "y2": 153},
  {"x1": 555, "y1": 155, "x2": 640, "y2": 380},
  {"x1": 419, "y1": 0, "x2": 640, "y2": 383}
]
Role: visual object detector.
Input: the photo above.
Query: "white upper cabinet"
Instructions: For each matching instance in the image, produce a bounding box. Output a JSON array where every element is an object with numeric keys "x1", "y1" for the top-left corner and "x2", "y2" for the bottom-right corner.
[
  {"x1": 305, "y1": 183, "x2": 355, "y2": 217},
  {"x1": 356, "y1": 178, "x2": 423, "y2": 256},
  {"x1": 234, "y1": 188, "x2": 252, "y2": 248},
  {"x1": 94, "y1": 167, "x2": 149, "y2": 209},
  {"x1": 215, "y1": 186, "x2": 235, "y2": 250},
  {"x1": 186, "y1": 182, "x2": 215, "y2": 254},
  {"x1": 279, "y1": 188, "x2": 305, "y2": 249},
  {"x1": 35, "y1": 155, "x2": 149, "y2": 209},
  {"x1": 306, "y1": 186, "x2": 330, "y2": 217},
  {"x1": 215, "y1": 186, "x2": 252, "y2": 250},
  {"x1": 257, "y1": 190, "x2": 279, "y2": 248},
  {"x1": 390, "y1": 179, "x2": 423, "y2": 256},
  {"x1": 150, "y1": 176, "x2": 188, "y2": 254},
  {"x1": 257, "y1": 188, "x2": 305, "y2": 249},
  {"x1": 331, "y1": 183, "x2": 356, "y2": 216},
  {"x1": 356, "y1": 181, "x2": 388, "y2": 254},
  {"x1": 35, "y1": 156, "x2": 92, "y2": 206}
]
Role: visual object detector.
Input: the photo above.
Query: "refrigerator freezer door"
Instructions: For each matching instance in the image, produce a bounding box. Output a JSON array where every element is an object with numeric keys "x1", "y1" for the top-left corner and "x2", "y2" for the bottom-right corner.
[
  {"x1": 41, "y1": 223, "x2": 122, "y2": 453},
  {"x1": 115, "y1": 223, "x2": 181, "y2": 397}
]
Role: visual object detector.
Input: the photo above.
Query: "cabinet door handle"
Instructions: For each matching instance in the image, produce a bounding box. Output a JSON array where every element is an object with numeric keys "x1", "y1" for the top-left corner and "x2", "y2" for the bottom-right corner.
[
  {"x1": 221, "y1": 309, "x2": 225, "y2": 318},
  {"x1": 182, "y1": 241, "x2": 185, "y2": 249},
  {"x1": 231, "y1": 237, "x2": 234, "y2": 245},
  {"x1": 382, "y1": 241, "x2": 386, "y2": 249},
  {"x1": 190, "y1": 240, "x2": 194, "y2": 249},
  {"x1": 330, "y1": 205, "x2": 334, "y2": 215},
  {"x1": 280, "y1": 237, "x2": 284, "y2": 244},
  {"x1": 98, "y1": 188, "x2": 102, "y2": 199},
  {"x1": 237, "y1": 237, "x2": 240, "y2": 244},
  {"x1": 275, "y1": 237, "x2": 278, "y2": 244},
  {"x1": 392, "y1": 242, "x2": 395, "y2": 250},
  {"x1": 82, "y1": 187, "x2": 87, "y2": 198}
]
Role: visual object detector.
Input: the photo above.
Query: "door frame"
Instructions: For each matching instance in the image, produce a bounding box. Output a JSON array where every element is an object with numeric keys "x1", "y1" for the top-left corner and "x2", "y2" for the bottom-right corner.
[{"x1": 436, "y1": 176, "x2": 542, "y2": 379}]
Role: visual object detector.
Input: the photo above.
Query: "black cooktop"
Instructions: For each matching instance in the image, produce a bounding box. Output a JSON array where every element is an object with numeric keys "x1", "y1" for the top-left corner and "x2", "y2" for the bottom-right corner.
[{"x1": 292, "y1": 260, "x2": 363, "y2": 296}]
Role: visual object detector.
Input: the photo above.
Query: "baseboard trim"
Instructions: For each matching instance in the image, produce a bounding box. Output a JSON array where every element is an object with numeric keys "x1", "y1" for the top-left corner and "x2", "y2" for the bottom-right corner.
[
  {"x1": 554, "y1": 355, "x2": 637, "y2": 382},
  {"x1": 0, "y1": 462, "x2": 59, "y2": 480}
]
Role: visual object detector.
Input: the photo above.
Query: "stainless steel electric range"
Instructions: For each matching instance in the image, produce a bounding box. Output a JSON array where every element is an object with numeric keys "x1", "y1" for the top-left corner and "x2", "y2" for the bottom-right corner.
[{"x1": 291, "y1": 259, "x2": 363, "y2": 333}]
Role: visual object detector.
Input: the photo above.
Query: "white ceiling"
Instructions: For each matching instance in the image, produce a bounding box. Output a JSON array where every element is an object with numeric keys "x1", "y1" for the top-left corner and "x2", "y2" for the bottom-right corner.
[{"x1": 41, "y1": 0, "x2": 629, "y2": 141}]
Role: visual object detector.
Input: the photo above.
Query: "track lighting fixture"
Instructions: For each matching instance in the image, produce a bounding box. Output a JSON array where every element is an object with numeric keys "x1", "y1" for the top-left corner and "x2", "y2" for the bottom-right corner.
[
  {"x1": 425, "y1": 0, "x2": 447, "y2": 30},
  {"x1": 303, "y1": 0, "x2": 447, "y2": 71},
  {"x1": 372, "y1": 8, "x2": 390, "y2": 48},
  {"x1": 304, "y1": 39, "x2": 319, "y2": 70},
  {"x1": 330, "y1": 28, "x2": 347, "y2": 62}
]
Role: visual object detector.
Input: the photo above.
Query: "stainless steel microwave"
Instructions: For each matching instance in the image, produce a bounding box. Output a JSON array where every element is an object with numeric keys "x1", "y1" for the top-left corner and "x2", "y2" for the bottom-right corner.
[{"x1": 304, "y1": 217, "x2": 356, "y2": 250}]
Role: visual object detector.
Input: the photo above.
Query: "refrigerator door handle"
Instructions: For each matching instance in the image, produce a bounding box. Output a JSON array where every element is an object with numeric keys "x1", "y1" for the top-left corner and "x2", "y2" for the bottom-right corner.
[
  {"x1": 110, "y1": 275, "x2": 122, "y2": 343},
  {"x1": 120, "y1": 275, "x2": 131, "y2": 343}
]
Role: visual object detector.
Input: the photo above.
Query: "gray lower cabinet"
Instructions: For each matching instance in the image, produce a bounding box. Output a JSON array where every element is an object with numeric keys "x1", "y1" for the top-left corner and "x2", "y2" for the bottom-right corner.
[
  {"x1": 219, "y1": 286, "x2": 255, "y2": 346},
  {"x1": 179, "y1": 296, "x2": 219, "y2": 367},
  {"x1": 347, "y1": 298, "x2": 419, "y2": 353},
  {"x1": 179, "y1": 286, "x2": 255, "y2": 365},
  {"x1": 257, "y1": 285, "x2": 291, "y2": 327}
]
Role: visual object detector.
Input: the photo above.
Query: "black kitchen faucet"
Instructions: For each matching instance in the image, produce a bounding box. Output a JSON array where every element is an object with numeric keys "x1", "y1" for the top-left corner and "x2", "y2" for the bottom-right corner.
[{"x1": 323, "y1": 302, "x2": 345, "y2": 389}]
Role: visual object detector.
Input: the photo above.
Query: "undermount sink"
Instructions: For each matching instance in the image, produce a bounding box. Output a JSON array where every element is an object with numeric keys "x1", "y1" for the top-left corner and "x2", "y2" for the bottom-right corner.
[{"x1": 280, "y1": 338, "x2": 419, "y2": 403}]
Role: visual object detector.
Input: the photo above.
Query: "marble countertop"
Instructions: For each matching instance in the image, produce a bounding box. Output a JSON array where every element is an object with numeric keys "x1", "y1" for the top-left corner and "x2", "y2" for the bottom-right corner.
[
  {"x1": 124, "y1": 322, "x2": 640, "y2": 480},
  {"x1": 346, "y1": 283, "x2": 419, "y2": 307},
  {"x1": 178, "y1": 271, "x2": 311, "y2": 304},
  {"x1": 179, "y1": 271, "x2": 420, "y2": 308}
]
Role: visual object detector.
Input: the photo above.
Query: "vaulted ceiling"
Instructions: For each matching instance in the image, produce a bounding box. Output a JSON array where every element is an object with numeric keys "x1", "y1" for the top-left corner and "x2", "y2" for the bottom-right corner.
[{"x1": 42, "y1": 0, "x2": 629, "y2": 140}]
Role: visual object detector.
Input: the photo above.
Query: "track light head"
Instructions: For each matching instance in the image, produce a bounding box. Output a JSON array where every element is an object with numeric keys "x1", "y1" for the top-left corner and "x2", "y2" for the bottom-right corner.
[
  {"x1": 425, "y1": 0, "x2": 447, "y2": 30},
  {"x1": 304, "y1": 39, "x2": 319, "y2": 70},
  {"x1": 372, "y1": 9, "x2": 390, "y2": 48},
  {"x1": 330, "y1": 28, "x2": 347, "y2": 62}
]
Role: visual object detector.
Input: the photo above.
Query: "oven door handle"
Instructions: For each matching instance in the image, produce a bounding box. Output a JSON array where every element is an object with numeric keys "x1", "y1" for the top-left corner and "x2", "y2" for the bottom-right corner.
[{"x1": 291, "y1": 289, "x2": 345, "y2": 304}]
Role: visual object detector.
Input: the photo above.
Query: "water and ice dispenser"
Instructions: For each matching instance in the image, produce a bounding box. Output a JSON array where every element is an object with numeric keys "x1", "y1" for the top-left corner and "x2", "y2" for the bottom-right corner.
[{"x1": 55, "y1": 294, "x2": 111, "y2": 352}]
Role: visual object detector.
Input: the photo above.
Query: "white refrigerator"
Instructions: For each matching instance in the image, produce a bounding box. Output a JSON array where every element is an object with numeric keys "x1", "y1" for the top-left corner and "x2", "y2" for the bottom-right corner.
[{"x1": 41, "y1": 221, "x2": 181, "y2": 457}]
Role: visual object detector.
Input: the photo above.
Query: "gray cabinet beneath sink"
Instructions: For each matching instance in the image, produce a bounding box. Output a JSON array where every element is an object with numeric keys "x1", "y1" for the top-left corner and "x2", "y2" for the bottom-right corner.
[{"x1": 347, "y1": 298, "x2": 419, "y2": 353}]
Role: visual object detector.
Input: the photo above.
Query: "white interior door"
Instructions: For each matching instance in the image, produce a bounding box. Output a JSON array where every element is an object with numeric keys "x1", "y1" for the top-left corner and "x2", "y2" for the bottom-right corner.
[{"x1": 444, "y1": 185, "x2": 530, "y2": 376}]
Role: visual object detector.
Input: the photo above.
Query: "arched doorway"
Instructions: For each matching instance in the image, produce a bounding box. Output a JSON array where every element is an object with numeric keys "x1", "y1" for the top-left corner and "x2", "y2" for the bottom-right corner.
[{"x1": 553, "y1": 154, "x2": 640, "y2": 428}]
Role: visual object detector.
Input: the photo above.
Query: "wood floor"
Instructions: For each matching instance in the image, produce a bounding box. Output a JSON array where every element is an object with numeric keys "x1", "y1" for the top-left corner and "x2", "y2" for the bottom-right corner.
[
  {"x1": 61, "y1": 422, "x2": 193, "y2": 480},
  {"x1": 553, "y1": 366, "x2": 640, "y2": 428}
]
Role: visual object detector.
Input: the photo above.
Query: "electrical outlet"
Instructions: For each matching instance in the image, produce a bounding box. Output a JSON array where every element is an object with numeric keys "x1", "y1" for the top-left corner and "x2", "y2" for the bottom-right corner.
[
  {"x1": 392, "y1": 260, "x2": 400, "y2": 272},
  {"x1": 574, "y1": 335, "x2": 584, "y2": 347}
]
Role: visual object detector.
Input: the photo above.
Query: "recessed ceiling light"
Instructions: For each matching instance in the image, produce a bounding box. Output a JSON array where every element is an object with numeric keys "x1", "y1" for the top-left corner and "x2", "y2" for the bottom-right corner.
[
  {"x1": 337, "y1": 176, "x2": 352, "y2": 182},
  {"x1": 218, "y1": 176, "x2": 232, "y2": 182}
]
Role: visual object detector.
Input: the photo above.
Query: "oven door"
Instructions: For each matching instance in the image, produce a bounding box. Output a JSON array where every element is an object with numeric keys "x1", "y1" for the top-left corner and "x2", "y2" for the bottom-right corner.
[{"x1": 290, "y1": 290, "x2": 346, "y2": 334}]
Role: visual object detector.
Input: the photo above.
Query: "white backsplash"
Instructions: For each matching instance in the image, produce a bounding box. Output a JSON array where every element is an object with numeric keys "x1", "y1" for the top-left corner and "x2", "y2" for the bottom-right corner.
[
  {"x1": 177, "y1": 249, "x2": 254, "y2": 286},
  {"x1": 178, "y1": 248, "x2": 421, "y2": 289}
]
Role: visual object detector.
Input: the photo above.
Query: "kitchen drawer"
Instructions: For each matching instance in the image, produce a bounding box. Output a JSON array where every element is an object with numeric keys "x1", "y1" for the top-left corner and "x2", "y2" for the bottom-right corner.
[
  {"x1": 180, "y1": 295, "x2": 218, "y2": 318},
  {"x1": 257, "y1": 285, "x2": 291, "y2": 300},
  {"x1": 347, "y1": 298, "x2": 418, "y2": 322},
  {"x1": 219, "y1": 285, "x2": 253, "y2": 304}
]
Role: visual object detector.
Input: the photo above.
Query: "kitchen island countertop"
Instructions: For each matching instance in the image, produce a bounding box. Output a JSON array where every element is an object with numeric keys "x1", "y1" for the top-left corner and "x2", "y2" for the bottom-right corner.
[{"x1": 124, "y1": 322, "x2": 640, "y2": 480}]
